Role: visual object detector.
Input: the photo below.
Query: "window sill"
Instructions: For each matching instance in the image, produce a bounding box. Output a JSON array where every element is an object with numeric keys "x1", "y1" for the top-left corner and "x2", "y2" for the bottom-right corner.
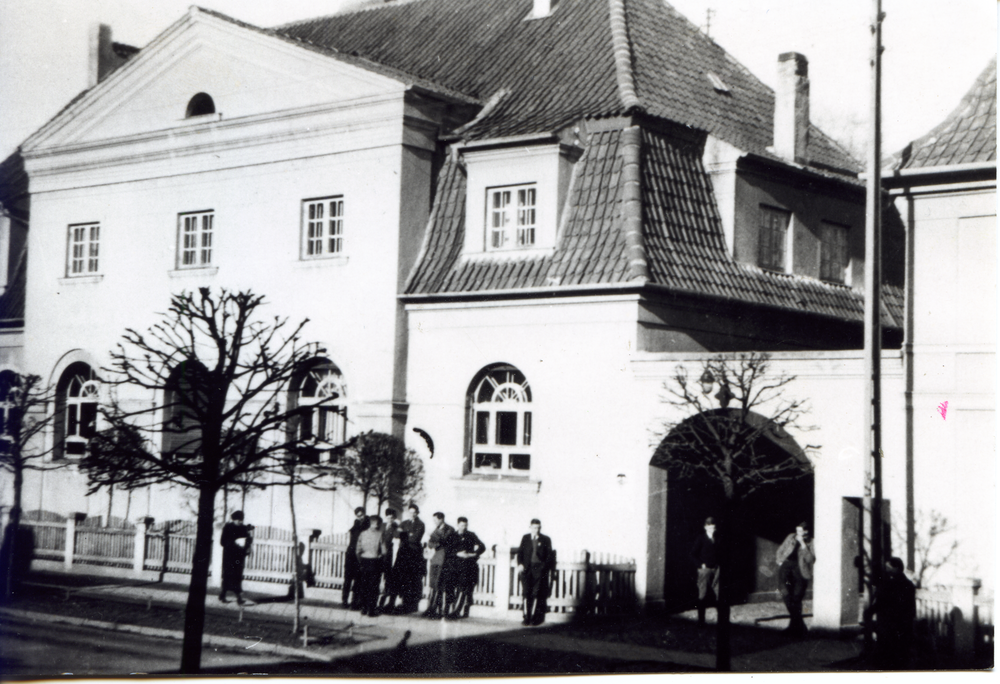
[
  {"x1": 461, "y1": 247, "x2": 555, "y2": 263},
  {"x1": 452, "y1": 474, "x2": 541, "y2": 493},
  {"x1": 58, "y1": 275, "x2": 104, "y2": 285},
  {"x1": 169, "y1": 266, "x2": 219, "y2": 278},
  {"x1": 295, "y1": 256, "x2": 349, "y2": 269}
]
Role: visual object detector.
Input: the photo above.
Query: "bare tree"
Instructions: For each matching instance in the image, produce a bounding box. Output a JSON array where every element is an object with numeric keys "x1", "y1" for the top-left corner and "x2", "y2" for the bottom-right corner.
[
  {"x1": 892, "y1": 509, "x2": 959, "y2": 589},
  {"x1": 78, "y1": 288, "x2": 336, "y2": 674},
  {"x1": 330, "y1": 431, "x2": 425, "y2": 513},
  {"x1": 652, "y1": 352, "x2": 818, "y2": 671},
  {"x1": 0, "y1": 372, "x2": 58, "y2": 599}
]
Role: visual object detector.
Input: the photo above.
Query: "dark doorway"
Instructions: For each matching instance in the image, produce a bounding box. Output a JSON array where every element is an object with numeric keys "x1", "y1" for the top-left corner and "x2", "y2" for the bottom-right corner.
[{"x1": 652, "y1": 410, "x2": 814, "y2": 610}]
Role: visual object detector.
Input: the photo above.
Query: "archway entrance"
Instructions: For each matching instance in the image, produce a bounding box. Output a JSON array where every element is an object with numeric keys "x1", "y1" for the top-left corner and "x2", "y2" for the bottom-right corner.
[{"x1": 649, "y1": 410, "x2": 814, "y2": 609}]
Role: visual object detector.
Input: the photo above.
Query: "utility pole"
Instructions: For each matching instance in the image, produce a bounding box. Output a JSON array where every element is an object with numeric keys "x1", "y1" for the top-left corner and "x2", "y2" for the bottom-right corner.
[
  {"x1": 705, "y1": 8, "x2": 714, "y2": 38},
  {"x1": 862, "y1": 0, "x2": 885, "y2": 654}
]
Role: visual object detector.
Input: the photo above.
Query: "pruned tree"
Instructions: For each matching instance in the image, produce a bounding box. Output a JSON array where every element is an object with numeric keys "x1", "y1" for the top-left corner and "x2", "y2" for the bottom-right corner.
[
  {"x1": 892, "y1": 509, "x2": 959, "y2": 589},
  {"x1": 651, "y1": 352, "x2": 818, "y2": 671},
  {"x1": 330, "y1": 431, "x2": 424, "y2": 513},
  {"x1": 0, "y1": 372, "x2": 58, "y2": 599},
  {"x1": 78, "y1": 288, "x2": 337, "y2": 674}
]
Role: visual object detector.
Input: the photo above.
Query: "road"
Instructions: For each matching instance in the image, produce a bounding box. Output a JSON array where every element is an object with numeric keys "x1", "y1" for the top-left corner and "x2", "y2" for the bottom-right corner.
[{"x1": 0, "y1": 615, "x2": 308, "y2": 676}]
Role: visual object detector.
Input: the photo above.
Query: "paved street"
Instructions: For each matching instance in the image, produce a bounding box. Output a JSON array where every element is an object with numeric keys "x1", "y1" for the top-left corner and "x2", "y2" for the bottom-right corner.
[{"x1": 0, "y1": 615, "x2": 310, "y2": 676}]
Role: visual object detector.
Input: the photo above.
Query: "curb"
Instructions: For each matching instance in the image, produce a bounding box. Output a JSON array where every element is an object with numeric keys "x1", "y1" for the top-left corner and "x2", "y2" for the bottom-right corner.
[{"x1": 0, "y1": 608, "x2": 363, "y2": 663}]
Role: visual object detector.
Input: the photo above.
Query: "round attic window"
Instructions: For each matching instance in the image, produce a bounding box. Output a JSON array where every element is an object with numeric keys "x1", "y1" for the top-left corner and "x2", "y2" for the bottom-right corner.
[{"x1": 185, "y1": 92, "x2": 215, "y2": 118}]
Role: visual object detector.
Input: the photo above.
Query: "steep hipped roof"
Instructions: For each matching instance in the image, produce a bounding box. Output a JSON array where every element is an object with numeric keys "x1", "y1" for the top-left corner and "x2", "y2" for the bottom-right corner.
[
  {"x1": 278, "y1": 0, "x2": 858, "y2": 173},
  {"x1": 894, "y1": 58, "x2": 996, "y2": 169},
  {"x1": 405, "y1": 125, "x2": 902, "y2": 328}
]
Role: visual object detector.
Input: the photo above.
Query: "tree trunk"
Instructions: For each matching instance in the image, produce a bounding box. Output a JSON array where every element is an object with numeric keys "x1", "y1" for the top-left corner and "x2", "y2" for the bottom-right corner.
[
  {"x1": 288, "y1": 474, "x2": 301, "y2": 633},
  {"x1": 106, "y1": 486, "x2": 114, "y2": 527},
  {"x1": 3, "y1": 464, "x2": 24, "y2": 599},
  {"x1": 180, "y1": 485, "x2": 217, "y2": 674}
]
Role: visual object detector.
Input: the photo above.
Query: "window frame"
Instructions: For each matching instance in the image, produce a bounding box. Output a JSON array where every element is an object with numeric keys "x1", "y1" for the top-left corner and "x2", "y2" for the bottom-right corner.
[
  {"x1": 177, "y1": 210, "x2": 215, "y2": 269},
  {"x1": 467, "y1": 364, "x2": 533, "y2": 476},
  {"x1": 66, "y1": 222, "x2": 101, "y2": 277},
  {"x1": 757, "y1": 205, "x2": 790, "y2": 273},
  {"x1": 301, "y1": 196, "x2": 345, "y2": 260},
  {"x1": 485, "y1": 183, "x2": 538, "y2": 252},
  {"x1": 819, "y1": 221, "x2": 850, "y2": 284},
  {"x1": 289, "y1": 361, "x2": 347, "y2": 466},
  {"x1": 54, "y1": 363, "x2": 100, "y2": 460}
]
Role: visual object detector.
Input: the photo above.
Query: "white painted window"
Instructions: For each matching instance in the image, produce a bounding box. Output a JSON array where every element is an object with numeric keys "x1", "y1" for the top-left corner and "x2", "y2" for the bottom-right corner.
[
  {"x1": 178, "y1": 211, "x2": 214, "y2": 268},
  {"x1": 67, "y1": 223, "x2": 100, "y2": 276},
  {"x1": 292, "y1": 361, "x2": 347, "y2": 465},
  {"x1": 820, "y1": 221, "x2": 849, "y2": 284},
  {"x1": 488, "y1": 185, "x2": 537, "y2": 251},
  {"x1": 468, "y1": 364, "x2": 532, "y2": 474},
  {"x1": 56, "y1": 363, "x2": 100, "y2": 459},
  {"x1": 302, "y1": 197, "x2": 345, "y2": 258},
  {"x1": 758, "y1": 205, "x2": 790, "y2": 272},
  {"x1": 0, "y1": 371, "x2": 17, "y2": 450}
]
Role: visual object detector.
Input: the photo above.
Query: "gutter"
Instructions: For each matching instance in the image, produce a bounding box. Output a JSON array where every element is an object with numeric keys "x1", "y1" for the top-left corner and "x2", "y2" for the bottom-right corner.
[{"x1": 878, "y1": 160, "x2": 996, "y2": 189}]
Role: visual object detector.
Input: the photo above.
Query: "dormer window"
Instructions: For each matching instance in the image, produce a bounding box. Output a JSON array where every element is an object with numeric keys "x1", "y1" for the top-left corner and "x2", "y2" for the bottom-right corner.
[
  {"x1": 462, "y1": 140, "x2": 581, "y2": 257},
  {"x1": 758, "y1": 205, "x2": 790, "y2": 272},
  {"x1": 185, "y1": 92, "x2": 215, "y2": 118},
  {"x1": 488, "y1": 184, "x2": 537, "y2": 250}
]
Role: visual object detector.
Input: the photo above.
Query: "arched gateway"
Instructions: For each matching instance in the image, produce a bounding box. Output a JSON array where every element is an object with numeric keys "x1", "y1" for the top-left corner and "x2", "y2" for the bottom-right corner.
[{"x1": 648, "y1": 410, "x2": 814, "y2": 609}]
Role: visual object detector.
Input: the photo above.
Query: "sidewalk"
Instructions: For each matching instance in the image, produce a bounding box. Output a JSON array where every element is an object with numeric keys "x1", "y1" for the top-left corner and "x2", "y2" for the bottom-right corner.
[{"x1": 8, "y1": 571, "x2": 871, "y2": 673}]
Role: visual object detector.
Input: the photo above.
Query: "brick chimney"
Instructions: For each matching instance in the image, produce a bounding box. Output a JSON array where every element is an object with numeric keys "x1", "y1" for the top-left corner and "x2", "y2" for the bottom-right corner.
[
  {"x1": 88, "y1": 23, "x2": 118, "y2": 86},
  {"x1": 773, "y1": 52, "x2": 810, "y2": 164}
]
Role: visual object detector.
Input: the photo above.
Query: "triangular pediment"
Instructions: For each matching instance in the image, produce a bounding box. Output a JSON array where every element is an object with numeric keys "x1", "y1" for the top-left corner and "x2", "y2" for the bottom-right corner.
[{"x1": 24, "y1": 8, "x2": 414, "y2": 151}]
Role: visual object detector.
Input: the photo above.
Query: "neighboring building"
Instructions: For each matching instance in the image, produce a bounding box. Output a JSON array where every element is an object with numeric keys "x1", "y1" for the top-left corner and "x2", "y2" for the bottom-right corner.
[
  {"x1": 9, "y1": 0, "x2": 932, "y2": 629},
  {"x1": 0, "y1": 151, "x2": 29, "y2": 370},
  {"x1": 884, "y1": 58, "x2": 997, "y2": 588}
]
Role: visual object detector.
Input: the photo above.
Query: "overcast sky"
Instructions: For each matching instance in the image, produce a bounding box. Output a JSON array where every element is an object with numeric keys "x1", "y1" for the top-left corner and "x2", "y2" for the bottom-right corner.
[{"x1": 1, "y1": 0, "x2": 995, "y2": 161}]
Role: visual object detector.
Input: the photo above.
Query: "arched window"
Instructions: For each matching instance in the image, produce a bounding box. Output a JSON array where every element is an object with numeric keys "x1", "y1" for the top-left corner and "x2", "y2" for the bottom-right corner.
[
  {"x1": 55, "y1": 362, "x2": 100, "y2": 459},
  {"x1": 162, "y1": 362, "x2": 207, "y2": 459},
  {"x1": 185, "y1": 92, "x2": 215, "y2": 118},
  {"x1": 466, "y1": 363, "x2": 532, "y2": 474},
  {"x1": 289, "y1": 360, "x2": 347, "y2": 465},
  {"x1": 0, "y1": 370, "x2": 18, "y2": 448}
]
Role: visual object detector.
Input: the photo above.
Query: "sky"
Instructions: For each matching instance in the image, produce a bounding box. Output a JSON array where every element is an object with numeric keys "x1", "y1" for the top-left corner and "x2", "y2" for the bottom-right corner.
[{"x1": 0, "y1": 0, "x2": 996, "y2": 161}]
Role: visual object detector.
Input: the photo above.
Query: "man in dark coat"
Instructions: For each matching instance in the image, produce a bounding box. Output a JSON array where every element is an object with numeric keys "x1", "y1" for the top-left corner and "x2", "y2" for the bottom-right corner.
[
  {"x1": 342, "y1": 507, "x2": 367, "y2": 609},
  {"x1": 422, "y1": 512, "x2": 453, "y2": 618},
  {"x1": 516, "y1": 518, "x2": 556, "y2": 626},
  {"x1": 441, "y1": 516, "x2": 486, "y2": 619},
  {"x1": 869, "y1": 556, "x2": 917, "y2": 668},
  {"x1": 378, "y1": 508, "x2": 400, "y2": 611},
  {"x1": 219, "y1": 510, "x2": 253, "y2": 604},
  {"x1": 385, "y1": 503, "x2": 426, "y2": 613},
  {"x1": 690, "y1": 516, "x2": 720, "y2": 625}
]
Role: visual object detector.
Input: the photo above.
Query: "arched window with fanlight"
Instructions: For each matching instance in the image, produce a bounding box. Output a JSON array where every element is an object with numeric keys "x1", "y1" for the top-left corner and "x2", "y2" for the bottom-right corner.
[
  {"x1": 0, "y1": 370, "x2": 18, "y2": 451},
  {"x1": 466, "y1": 363, "x2": 532, "y2": 475},
  {"x1": 54, "y1": 362, "x2": 100, "y2": 459},
  {"x1": 288, "y1": 360, "x2": 347, "y2": 465}
]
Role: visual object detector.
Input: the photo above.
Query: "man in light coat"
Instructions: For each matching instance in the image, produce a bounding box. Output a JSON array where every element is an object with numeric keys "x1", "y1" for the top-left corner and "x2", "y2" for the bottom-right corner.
[{"x1": 776, "y1": 521, "x2": 815, "y2": 636}]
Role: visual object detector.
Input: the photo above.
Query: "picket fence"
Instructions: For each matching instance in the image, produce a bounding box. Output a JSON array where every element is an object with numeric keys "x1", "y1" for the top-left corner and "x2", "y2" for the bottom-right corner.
[
  {"x1": 915, "y1": 582, "x2": 993, "y2": 664},
  {"x1": 14, "y1": 510, "x2": 637, "y2": 619}
]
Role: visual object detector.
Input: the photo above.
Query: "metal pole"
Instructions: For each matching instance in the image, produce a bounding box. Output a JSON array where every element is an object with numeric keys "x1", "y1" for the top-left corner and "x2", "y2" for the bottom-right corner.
[{"x1": 863, "y1": 0, "x2": 885, "y2": 651}]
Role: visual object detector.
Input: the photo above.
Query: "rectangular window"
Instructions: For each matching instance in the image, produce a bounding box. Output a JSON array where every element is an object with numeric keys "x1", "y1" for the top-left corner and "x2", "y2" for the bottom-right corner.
[
  {"x1": 496, "y1": 411, "x2": 518, "y2": 445},
  {"x1": 67, "y1": 223, "x2": 100, "y2": 276},
  {"x1": 302, "y1": 197, "x2": 345, "y2": 258},
  {"x1": 758, "y1": 206, "x2": 790, "y2": 272},
  {"x1": 820, "y1": 221, "x2": 850, "y2": 283},
  {"x1": 475, "y1": 412, "x2": 490, "y2": 445},
  {"x1": 179, "y1": 211, "x2": 214, "y2": 268},
  {"x1": 487, "y1": 184, "x2": 536, "y2": 251}
]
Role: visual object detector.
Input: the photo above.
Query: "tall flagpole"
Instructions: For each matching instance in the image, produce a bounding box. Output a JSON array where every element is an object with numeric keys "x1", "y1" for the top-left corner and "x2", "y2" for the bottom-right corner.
[{"x1": 863, "y1": 0, "x2": 885, "y2": 652}]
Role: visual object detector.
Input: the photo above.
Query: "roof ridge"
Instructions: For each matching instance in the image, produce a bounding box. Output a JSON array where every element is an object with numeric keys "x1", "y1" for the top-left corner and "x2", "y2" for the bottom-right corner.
[{"x1": 608, "y1": 0, "x2": 641, "y2": 112}]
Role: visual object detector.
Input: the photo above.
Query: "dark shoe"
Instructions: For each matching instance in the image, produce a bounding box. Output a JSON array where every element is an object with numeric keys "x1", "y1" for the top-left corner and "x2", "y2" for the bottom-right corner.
[
  {"x1": 531, "y1": 618, "x2": 544, "y2": 626},
  {"x1": 521, "y1": 619, "x2": 531, "y2": 626},
  {"x1": 218, "y1": 595, "x2": 228, "y2": 603}
]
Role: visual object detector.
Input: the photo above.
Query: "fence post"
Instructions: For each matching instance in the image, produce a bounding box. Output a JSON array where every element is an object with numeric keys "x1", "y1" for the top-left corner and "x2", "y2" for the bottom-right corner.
[
  {"x1": 583, "y1": 550, "x2": 594, "y2": 615},
  {"x1": 134, "y1": 517, "x2": 152, "y2": 576},
  {"x1": 209, "y1": 522, "x2": 223, "y2": 588},
  {"x1": 65, "y1": 513, "x2": 86, "y2": 570},
  {"x1": 495, "y1": 546, "x2": 511, "y2": 619},
  {"x1": 0, "y1": 505, "x2": 11, "y2": 533},
  {"x1": 952, "y1": 578, "x2": 981, "y2": 662}
]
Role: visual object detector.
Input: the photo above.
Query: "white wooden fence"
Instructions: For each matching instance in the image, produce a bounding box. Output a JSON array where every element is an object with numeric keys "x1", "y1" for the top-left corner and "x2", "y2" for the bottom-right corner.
[
  {"x1": 916, "y1": 582, "x2": 993, "y2": 664},
  {"x1": 12, "y1": 509, "x2": 637, "y2": 619}
]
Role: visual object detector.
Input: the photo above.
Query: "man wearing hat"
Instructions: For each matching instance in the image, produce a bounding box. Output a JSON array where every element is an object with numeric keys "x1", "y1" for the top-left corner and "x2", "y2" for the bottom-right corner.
[
  {"x1": 517, "y1": 519, "x2": 556, "y2": 626},
  {"x1": 690, "y1": 516, "x2": 720, "y2": 625}
]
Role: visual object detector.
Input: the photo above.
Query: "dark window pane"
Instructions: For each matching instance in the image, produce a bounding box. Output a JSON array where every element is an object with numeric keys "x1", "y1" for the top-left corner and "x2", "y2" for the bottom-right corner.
[
  {"x1": 67, "y1": 405, "x2": 79, "y2": 437},
  {"x1": 510, "y1": 454, "x2": 531, "y2": 470},
  {"x1": 0, "y1": 408, "x2": 6, "y2": 435},
  {"x1": 299, "y1": 408, "x2": 313, "y2": 439},
  {"x1": 475, "y1": 412, "x2": 490, "y2": 444},
  {"x1": 299, "y1": 447, "x2": 319, "y2": 465},
  {"x1": 475, "y1": 452, "x2": 501, "y2": 469},
  {"x1": 496, "y1": 411, "x2": 517, "y2": 445},
  {"x1": 66, "y1": 440, "x2": 86, "y2": 456},
  {"x1": 523, "y1": 412, "x2": 532, "y2": 446},
  {"x1": 80, "y1": 403, "x2": 97, "y2": 439}
]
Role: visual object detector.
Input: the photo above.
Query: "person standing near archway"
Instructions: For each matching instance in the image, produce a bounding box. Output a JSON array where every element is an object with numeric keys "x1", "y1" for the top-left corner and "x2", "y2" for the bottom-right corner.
[
  {"x1": 690, "y1": 516, "x2": 720, "y2": 625},
  {"x1": 776, "y1": 521, "x2": 815, "y2": 636}
]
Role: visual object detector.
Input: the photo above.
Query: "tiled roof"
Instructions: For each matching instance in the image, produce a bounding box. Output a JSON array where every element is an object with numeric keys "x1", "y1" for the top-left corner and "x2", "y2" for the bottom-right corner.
[
  {"x1": 277, "y1": 0, "x2": 859, "y2": 173},
  {"x1": 894, "y1": 58, "x2": 996, "y2": 169},
  {"x1": 405, "y1": 125, "x2": 901, "y2": 329}
]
